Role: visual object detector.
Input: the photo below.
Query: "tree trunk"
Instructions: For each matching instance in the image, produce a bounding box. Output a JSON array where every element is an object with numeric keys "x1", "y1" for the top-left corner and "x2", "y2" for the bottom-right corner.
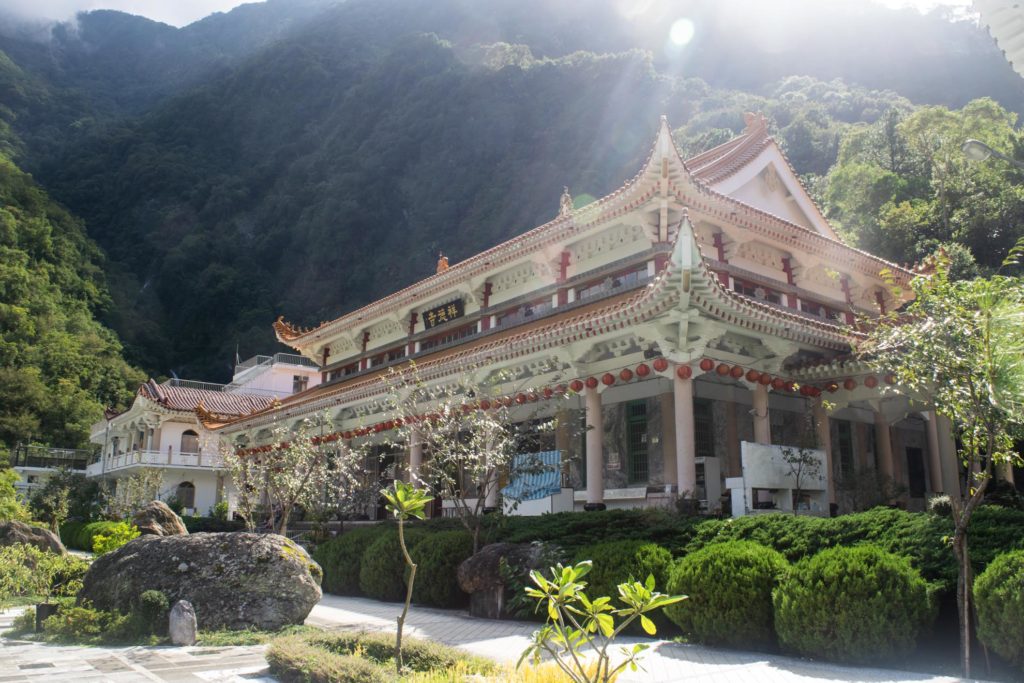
[
  {"x1": 277, "y1": 507, "x2": 291, "y2": 537},
  {"x1": 952, "y1": 528, "x2": 971, "y2": 678},
  {"x1": 396, "y1": 519, "x2": 416, "y2": 673}
]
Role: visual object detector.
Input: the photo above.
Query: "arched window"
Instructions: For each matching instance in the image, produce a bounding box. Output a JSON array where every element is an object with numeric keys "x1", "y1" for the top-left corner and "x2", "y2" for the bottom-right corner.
[
  {"x1": 180, "y1": 430, "x2": 200, "y2": 454},
  {"x1": 176, "y1": 481, "x2": 196, "y2": 509}
]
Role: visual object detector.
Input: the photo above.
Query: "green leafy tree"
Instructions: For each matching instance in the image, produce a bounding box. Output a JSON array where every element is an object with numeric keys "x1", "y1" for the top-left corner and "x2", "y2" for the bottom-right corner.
[
  {"x1": 0, "y1": 468, "x2": 29, "y2": 521},
  {"x1": 862, "y1": 248, "x2": 1024, "y2": 676},
  {"x1": 518, "y1": 560, "x2": 686, "y2": 683},
  {"x1": 381, "y1": 480, "x2": 433, "y2": 674}
]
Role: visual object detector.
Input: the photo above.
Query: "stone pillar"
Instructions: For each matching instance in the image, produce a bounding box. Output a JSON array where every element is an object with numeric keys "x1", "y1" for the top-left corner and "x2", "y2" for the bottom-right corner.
[
  {"x1": 925, "y1": 412, "x2": 944, "y2": 494},
  {"x1": 152, "y1": 426, "x2": 162, "y2": 452},
  {"x1": 584, "y1": 386, "x2": 605, "y2": 510},
  {"x1": 752, "y1": 383, "x2": 771, "y2": 445},
  {"x1": 874, "y1": 411, "x2": 895, "y2": 483},
  {"x1": 674, "y1": 375, "x2": 696, "y2": 497},
  {"x1": 659, "y1": 392, "x2": 677, "y2": 486},
  {"x1": 936, "y1": 414, "x2": 960, "y2": 498},
  {"x1": 813, "y1": 401, "x2": 836, "y2": 506},
  {"x1": 408, "y1": 428, "x2": 423, "y2": 484}
]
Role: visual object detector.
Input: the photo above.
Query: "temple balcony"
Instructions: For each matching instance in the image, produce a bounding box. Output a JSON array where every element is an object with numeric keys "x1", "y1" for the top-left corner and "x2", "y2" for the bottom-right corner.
[{"x1": 86, "y1": 449, "x2": 223, "y2": 477}]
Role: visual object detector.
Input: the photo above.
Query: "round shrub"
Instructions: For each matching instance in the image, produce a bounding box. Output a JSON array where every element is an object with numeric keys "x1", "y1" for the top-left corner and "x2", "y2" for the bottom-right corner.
[
  {"x1": 665, "y1": 540, "x2": 788, "y2": 650},
  {"x1": 572, "y1": 540, "x2": 673, "y2": 600},
  {"x1": 358, "y1": 527, "x2": 426, "y2": 602},
  {"x1": 573, "y1": 540, "x2": 673, "y2": 633},
  {"x1": 974, "y1": 549, "x2": 1024, "y2": 669},
  {"x1": 409, "y1": 531, "x2": 473, "y2": 607},
  {"x1": 312, "y1": 526, "x2": 382, "y2": 595},
  {"x1": 773, "y1": 545, "x2": 933, "y2": 664}
]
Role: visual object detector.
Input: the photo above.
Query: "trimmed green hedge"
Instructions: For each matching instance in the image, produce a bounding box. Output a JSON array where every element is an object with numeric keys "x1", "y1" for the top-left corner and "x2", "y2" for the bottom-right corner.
[
  {"x1": 312, "y1": 526, "x2": 383, "y2": 596},
  {"x1": 974, "y1": 549, "x2": 1024, "y2": 670},
  {"x1": 572, "y1": 540, "x2": 672, "y2": 601},
  {"x1": 181, "y1": 516, "x2": 245, "y2": 533},
  {"x1": 358, "y1": 527, "x2": 427, "y2": 602},
  {"x1": 773, "y1": 545, "x2": 934, "y2": 664},
  {"x1": 666, "y1": 541, "x2": 788, "y2": 650},
  {"x1": 409, "y1": 530, "x2": 473, "y2": 608},
  {"x1": 60, "y1": 521, "x2": 124, "y2": 552},
  {"x1": 267, "y1": 635, "x2": 385, "y2": 683}
]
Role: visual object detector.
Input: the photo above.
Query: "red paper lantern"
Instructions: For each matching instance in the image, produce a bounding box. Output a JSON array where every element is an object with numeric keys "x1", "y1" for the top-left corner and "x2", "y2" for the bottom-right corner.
[
  {"x1": 527, "y1": 392, "x2": 538, "y2": 402},
  {"x1": 677, "y1": 365, "x2": 692, "y2": 380},
  {"x1": 515, "y1": 393, "x2": 526, "y2": 404},
  {"x1": 570, "y1": 380, "x2": 584, "y2": 393},
  {"x1": 730, "y1": 365, "x2": 744, "y2": 379},
  {"x1": 652, "y1": 358, "x2": 669, "y2": 372},
  {"x1": 585, "y1": 377, "x2": 598, "y2": 389},
  {"x1": 343, "y1": 431, "x2": 353, "y2": 440},
  {"x1": 479, "y1": 399, "x2": 491, "y2": 410},
  {"x1": 716, "y1": 363, "x2": 730, "y2": 376},
  {"x1": 619, "y1": 369, "x2": 634, "y2": 382},
  {"x1": 555, "y1": 384, "x2": 567, "y2": 395},
  {"x1": 785, "y1": 382, "x2": 796, "y2": 392},
  {"x1": 864, "y1": 375, "x2": 878, "y2": 389},
  {"x1": 700, "y1": 358, "x2": 715, "y2": 372},
  {"x1": 602, "y1": 373, "x2": 616, "y2": 386},
  {"x1": 799, "y1": 385, "x2": 811, "y2": 396},
  {"x1": 843, "y1": 378, "x2": 857, "y2": 391},
  {"x1": 810, "y1": 387, "x2": 822, "y2": 397},
  {"x1": 772, "y1": 377, "x2": 786, "y2": 390},
  {"x1": 543, "y1": 387, "x2": 553, "y2": 398},
  {"x1": 758, "y1": 373, "x2": 772, "y2": 386},
  {"x1": 745, "y1": 369, "x2": 761, "y2": 383},
  {"x1": 636, "y1": 363, "x2": 651, "y2": 377}
]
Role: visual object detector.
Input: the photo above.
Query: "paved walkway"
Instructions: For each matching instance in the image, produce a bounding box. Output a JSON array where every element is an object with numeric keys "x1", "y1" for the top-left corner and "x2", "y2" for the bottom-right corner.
[
  {"x1": 308, "y1": 595, "x2": 970, "y2": 683},
  {"x1": 2, "y1": 597, "x2": 975, "y2": 682}
]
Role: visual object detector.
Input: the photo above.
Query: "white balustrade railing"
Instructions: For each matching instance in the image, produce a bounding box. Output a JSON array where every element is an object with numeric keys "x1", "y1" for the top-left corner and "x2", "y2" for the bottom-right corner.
[{"x1": 95, "y1": 450, "x2": 223, "y2": 474}]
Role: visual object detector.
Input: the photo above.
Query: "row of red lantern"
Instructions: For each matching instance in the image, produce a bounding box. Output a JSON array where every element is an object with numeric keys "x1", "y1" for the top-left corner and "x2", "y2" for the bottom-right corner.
[{"x1": 237, "y1": 359, "x2": 897, "y2": 455}]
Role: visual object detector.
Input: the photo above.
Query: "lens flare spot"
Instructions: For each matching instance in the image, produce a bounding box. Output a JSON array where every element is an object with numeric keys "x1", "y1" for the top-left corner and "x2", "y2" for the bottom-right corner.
[{"x1": 669, "y1": 18, "x2": 695, "y2": 46}]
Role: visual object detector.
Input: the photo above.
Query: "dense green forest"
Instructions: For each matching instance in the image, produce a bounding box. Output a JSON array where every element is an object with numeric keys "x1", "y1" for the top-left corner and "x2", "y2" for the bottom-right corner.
[
  {"x1": 0, "y1": 152, "x2": 143, "y2": 451},
  {"x1": 0, "y1": 0, "x2": 1021, "y2": 449}
]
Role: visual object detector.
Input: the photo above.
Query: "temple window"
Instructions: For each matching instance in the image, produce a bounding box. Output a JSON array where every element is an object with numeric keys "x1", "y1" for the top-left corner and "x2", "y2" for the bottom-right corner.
[
  {"x1": 732, "y1": 278, "x2": 781, "y2": 305},
  {"x1": 420, "y1": 323, "x2": 477, "y2": 352},
  {"x1": 292, "y1": 375, "x2": 309, "y2": 394},
  {"x1": 497, "y1": 298, "x2": 552, "y2": 328},
  {"x1": 837, "y1": 420, "x2": 855, "y2": 479},
  {"x1": 626, "y1": 400, "x2": 649, "y2": 485},
  {"x1": 176, "y1": 481, "x2": 196, "y2": 509},
  {"x1": 577, "y1": 266, "x2": 648, "y2": 300},
  {"x1": 180, "y1": 430, "x2": 200, "y2": 454},
  {"x1": 694, "y1": 399, "x2": 715, "y2": 459}
]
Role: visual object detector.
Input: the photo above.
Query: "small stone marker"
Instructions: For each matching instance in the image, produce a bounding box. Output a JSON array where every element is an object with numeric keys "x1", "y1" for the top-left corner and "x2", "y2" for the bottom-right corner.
[{"x1": 169, "y1": 600, "x2": 197, "y2": 646}]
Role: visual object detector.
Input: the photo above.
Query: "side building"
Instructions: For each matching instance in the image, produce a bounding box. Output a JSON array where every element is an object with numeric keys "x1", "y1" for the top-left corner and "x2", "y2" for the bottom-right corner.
[
  {"x1": 218, "y1": 116, "x2": 963, "y2": 517},
  {"x1": 88, "y1": 353, "x2": 321, "y2": 516}
]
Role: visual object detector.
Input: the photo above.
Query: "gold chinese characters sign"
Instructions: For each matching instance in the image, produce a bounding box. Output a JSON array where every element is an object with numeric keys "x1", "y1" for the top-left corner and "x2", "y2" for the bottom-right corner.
[{"x1": 422, "y1": 299, "x2": 465, "y2": 330}]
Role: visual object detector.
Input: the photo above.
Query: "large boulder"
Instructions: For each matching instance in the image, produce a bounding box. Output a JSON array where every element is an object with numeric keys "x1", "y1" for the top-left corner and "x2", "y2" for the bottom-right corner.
[
  {"x1": 78, "y1": 533, "x2": 322, "y2": 630},
  {"x1": 133, "y1": 501, "x2": 189, "y2": 536},
  {"x1": 457, "y1": 542, "x2": 549, "y2": 619},
  {"x1": 0, "y1": 520, "x2": 65, "y2": 554}
]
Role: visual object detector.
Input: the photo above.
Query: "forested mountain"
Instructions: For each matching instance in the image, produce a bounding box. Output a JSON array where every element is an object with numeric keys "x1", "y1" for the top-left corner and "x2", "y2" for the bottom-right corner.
[{"x1": 0, "y1": 0, "x2": 1021, "y2": 389}]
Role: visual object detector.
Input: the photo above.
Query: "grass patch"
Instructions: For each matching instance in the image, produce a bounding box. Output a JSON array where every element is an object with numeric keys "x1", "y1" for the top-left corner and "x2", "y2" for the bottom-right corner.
[{"x1": 197, "y1": 624, "x2": 320, "y2": 646}]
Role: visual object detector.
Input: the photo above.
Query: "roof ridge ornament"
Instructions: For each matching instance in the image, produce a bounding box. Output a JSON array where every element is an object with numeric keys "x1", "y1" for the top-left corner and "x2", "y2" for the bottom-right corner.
[
  {"x1": 558, "y1": 186, "x2": 573, "y2": 217},
  {"x1": 743, "y1": 111, "x2": 770, "y2": 136},
  {"x1": 436, "y1": 252, "x2": 450, "y2": 274}
]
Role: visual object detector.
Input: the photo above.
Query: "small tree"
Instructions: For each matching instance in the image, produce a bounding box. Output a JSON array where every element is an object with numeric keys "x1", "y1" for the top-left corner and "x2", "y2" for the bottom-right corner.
[
  {"x1": 221, "y1": 412, "x2": 363, "y2": 536},
  {"x1": 780, "y1": 444, "x2": 822, "y2": 515},
  {"x1": 0, "y1": 468, "x2": 30, "y2": 521},
  {"x1": 105, "y1": 468, "x2": 163, "y2": 519},
  {"x1": 381, "y1": 480, "x2": 432, "y2": 673},
  {"x1": 862, "y1": 247, "x2": 1024, "y2": 677},
  {"x1": 29, "y1": 469, "x2": 72, "y2": 531},
  {"x1": 381, "y1": 363, "x2": 556, "y2": 552},
  {"x1": 519, "y1": 560, "x2": 686, "y2": 683}
]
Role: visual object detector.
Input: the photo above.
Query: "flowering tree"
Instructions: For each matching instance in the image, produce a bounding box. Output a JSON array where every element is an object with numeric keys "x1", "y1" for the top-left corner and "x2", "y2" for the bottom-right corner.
[
  {"x1": 105, "y1": 468, "x2": 163, "y2": 519},
  {"x1": 222, "y1": 412, "x2": 363, "y2": 536},
  {"x1": 381, "y1": 364, "x2": 557, "y2": 552},
  {"x1": 862, "y1": 247, "x2": 1024, "y2": 676}
]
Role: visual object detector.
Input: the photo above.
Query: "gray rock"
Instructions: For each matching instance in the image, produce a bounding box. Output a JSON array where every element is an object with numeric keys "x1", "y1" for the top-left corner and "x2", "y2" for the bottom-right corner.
[
  {"x1": 133, "y1": 501, "x2": 189, "y2": 536},
  {"x1": 0, "y1": 520, "x2": 65, "y2": 554},
  {"x1": 169, "y1": 600, "x2": 197, "y2": 646},
  {"x1": 79, "y1": 532, "x2": 322, "y2": 630},
  {"x1": 457, "y1": 542, "x2": 547, "y2": 619}
]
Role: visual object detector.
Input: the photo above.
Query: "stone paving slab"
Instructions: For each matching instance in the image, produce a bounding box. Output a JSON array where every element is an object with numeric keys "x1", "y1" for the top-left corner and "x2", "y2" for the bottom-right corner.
[
  {"x1": 3, "y1": 596, "x2": 982, "y2": 683},
  {"x1": 309, "y1": 594, "x2": 975, "y2": 683}
]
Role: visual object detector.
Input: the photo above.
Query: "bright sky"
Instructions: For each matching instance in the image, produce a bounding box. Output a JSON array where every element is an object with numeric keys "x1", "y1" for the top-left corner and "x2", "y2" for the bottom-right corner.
[{"x1": 0, "y1": 0, "x2": 977, "y2": 28}]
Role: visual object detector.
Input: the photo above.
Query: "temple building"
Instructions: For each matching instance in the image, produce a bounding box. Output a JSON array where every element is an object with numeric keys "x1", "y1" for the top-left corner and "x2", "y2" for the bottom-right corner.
[
  {"x1": 88, "y1": 353, "x2": 320, "y2": 516},
  {"x1": 217, "y1": 115, "x2": 962, "y2": 516}
]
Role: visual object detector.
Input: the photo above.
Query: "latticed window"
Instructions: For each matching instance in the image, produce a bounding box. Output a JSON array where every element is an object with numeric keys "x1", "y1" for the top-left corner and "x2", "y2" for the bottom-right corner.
[
  {"x1": 180, "y1": 430, "x2": 200, "y2": 454},
  {"x1": 626, "y1": 400, "x2": 648, "y2": 484},
  {"x1": 694, "y1": 399, "x2": 715, "y2": 459},
  {"x1": 837, "y1": 420, "x2": 855, "y2": 478}
]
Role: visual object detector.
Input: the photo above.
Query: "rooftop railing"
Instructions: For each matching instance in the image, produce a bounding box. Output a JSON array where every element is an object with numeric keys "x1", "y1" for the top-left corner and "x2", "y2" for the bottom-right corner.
[{"x1": 11, "y1": 444, "x2": 92, "y2": 471}]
